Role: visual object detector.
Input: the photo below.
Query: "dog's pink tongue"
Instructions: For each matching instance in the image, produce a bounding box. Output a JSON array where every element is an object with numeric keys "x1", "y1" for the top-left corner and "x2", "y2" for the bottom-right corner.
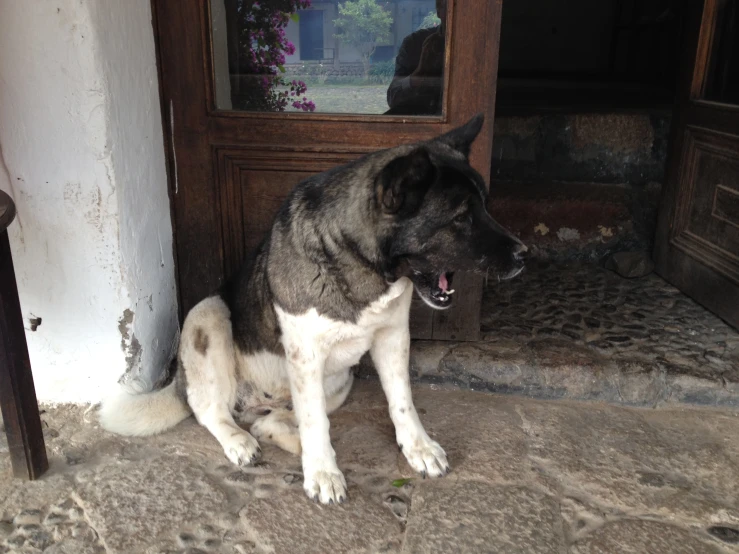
[{"x1": 438, "y1": 273, "x2": 448, "y2": 293}]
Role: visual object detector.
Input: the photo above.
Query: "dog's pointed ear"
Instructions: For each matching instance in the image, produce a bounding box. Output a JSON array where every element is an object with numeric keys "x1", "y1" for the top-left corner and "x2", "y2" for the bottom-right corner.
[
  {"x1": 376, "y1": 148, "x2": 437, "y2": 216},
  {"x1": 435, "y1": 113, "x2": 484, "y2": 158}
]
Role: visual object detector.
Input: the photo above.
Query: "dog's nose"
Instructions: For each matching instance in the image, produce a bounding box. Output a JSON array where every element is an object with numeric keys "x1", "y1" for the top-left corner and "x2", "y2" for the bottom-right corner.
[{"x1": 513, "y1": 243, "x2": 528, "y2": 262}]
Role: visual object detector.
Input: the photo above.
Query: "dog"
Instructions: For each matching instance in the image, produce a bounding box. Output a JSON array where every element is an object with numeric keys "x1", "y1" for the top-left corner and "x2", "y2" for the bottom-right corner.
[{"x1": 100, "y1": 114, "x2": 526, "y2": 504}]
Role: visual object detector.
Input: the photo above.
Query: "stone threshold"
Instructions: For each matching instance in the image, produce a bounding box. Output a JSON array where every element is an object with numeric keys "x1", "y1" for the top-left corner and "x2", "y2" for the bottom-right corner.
[
  {"x1": 362, "y1": 261, "x2": 739, "y2": 409},
  {"x1": 409, "y1": 340, "x2": 739, "y2": 408},
  {"x1": 356, "y1": 341, "x2": 739, "y2": 410}
]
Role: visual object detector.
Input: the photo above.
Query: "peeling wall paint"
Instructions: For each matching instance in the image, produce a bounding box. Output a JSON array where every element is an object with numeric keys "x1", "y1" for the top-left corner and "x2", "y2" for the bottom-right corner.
[
  {"x1": 598, "y1": 225, "x2": 614, "y2": 238},
  {"x1": 488, "y1": 179, "x2": 662, "y2": 262},
  {"x1": 556, "y1": 227, "x2": 582, "y2": 242},
  {"x1": 534, "y1": 223, "x2": 550, "y2": 236},
  {"x1": 89, "y1": 1, "x2": 178, "y2": 391},
  {"x1": 0, "y1": 0, "x2": 177, "y2": 402},
  {"x1": 117, "y1": 309, "x2": 143, "y2": 383}
]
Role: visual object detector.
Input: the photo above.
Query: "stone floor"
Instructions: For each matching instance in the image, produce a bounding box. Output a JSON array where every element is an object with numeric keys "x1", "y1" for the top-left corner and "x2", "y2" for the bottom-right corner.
[
  {"x1": 407, "y1": 262, "x2": 739, "y2": 407},
  {"x1": 2, "y1": 381, "x2": 739, "y2": 553}
]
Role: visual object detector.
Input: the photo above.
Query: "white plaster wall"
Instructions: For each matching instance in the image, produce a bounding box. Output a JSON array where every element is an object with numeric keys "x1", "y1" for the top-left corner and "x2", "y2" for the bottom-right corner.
[
  {"x1": 0, "y1": 0, "x2": 177, "y2": 402},
  {"x1": 88, "y1": 1, "x2": 179, "y2": 393}
]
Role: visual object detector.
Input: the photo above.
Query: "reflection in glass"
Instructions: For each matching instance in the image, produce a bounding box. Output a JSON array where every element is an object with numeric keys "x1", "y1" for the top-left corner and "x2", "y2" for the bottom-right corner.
[
  {"x1": 386, "y1": 0, "x2": 445, "y2": 115},
  {"x1": 211, "y1": 0, "x2": 446, "y2": 115}
]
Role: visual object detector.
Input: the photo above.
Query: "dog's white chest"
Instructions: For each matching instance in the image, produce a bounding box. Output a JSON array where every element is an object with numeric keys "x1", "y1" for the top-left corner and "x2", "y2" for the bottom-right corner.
[{"x1": 276, "y1": 278, "x2": 413, "y2": 373}]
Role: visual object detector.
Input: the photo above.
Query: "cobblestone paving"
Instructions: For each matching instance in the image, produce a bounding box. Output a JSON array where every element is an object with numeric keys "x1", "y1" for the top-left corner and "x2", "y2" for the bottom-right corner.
[
  {"x1": 2, "y1": 382, "x2": 739, "y2": 553},
  {"x1": 482, "y1": 261, "x2": 738, "y2": 378},
  {"x1": 408, "y1": 262, "x2": 739, "y2": 406}
]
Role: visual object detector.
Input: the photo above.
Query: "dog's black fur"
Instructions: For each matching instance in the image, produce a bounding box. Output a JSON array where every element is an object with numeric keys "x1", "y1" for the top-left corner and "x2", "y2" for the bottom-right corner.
[{"x1": 216, "y1": 114, "x2": 524, "y2": 359}]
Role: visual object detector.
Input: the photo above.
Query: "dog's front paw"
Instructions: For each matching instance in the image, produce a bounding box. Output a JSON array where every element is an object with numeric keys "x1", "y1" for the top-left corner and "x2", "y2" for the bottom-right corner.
[
  {"x1": 401, "y1": 436, "x2": 450, "y2": 478},
  {"x1": 303, "y1": 468, "x2": 347, "y2": 505},
  {"x1": 223, "y1": 431, "x2": 261, "y2": 467}
]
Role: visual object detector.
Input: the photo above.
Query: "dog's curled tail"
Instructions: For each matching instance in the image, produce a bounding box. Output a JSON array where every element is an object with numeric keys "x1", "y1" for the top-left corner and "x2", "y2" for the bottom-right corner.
[{"x1": 99, "y1": 381, "x2": 192, "y2": 437}]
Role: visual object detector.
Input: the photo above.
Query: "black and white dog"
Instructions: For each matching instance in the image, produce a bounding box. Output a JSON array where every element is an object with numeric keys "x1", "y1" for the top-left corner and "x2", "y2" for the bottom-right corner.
[{"x1": 101, "y1": 114, "x2": 526, "y2": 504}]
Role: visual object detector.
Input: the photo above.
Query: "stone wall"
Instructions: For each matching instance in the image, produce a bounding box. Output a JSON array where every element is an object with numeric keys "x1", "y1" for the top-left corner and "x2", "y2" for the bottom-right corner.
[
  {"x1": 491, "y1": 113, "x2": 671, "y2": 185},
  {"x1": 489, "y1": 113, "x2": 671, "y2": 262},
  {"x1": 283, "y1": 62, "x2": 366, "y2": 79}
]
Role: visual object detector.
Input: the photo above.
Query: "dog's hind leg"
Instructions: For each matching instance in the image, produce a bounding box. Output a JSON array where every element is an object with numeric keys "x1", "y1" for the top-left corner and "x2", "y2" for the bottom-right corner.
[
  {"x1": 198, "y1": 404, "x2": 261, "y2": 467},
  {"x1": 251, "y1": 409, "x2": 301, "y2": 455},
  {"x1": 325, "y1": 370, "x2": 354, "y2": 414},
  {"x1": 180, "y1": 296, "x2": 261, "y2": 467},
  {"x1": 251, "y1": 371, "x2": 353, "y2": 456}
]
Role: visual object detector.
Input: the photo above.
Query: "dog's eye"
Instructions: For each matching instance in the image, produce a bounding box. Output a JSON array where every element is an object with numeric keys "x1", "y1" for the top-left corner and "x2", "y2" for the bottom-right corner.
[{"x1": 454, "y1": 212, "x2": 471, "y2": 225}]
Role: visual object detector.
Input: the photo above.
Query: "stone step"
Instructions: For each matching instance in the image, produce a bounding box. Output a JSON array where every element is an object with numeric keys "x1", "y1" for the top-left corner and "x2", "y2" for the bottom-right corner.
[{"x1": 360, "y1": 262, "x2": 739, "y2": 408}]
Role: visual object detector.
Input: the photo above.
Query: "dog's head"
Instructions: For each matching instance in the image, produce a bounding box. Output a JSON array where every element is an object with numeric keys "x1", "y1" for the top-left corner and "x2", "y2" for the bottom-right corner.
[{"x1": 376, "y1": 114, "x2": 527, "y2": 310}]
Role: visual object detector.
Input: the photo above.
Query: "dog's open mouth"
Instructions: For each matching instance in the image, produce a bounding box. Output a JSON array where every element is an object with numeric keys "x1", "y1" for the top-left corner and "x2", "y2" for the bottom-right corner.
[{"x1": 413, "y1": 271, "x2": 455, "y2": 310}]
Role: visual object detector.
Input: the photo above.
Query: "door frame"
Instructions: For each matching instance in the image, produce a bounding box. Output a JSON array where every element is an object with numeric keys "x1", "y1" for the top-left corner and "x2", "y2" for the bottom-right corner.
[
  {"x1": 654, "y1": 0, "x2": 739, "y2": 329},
  {"x1": 151, "y1": 0, "x2": 504, "y2": 341}
]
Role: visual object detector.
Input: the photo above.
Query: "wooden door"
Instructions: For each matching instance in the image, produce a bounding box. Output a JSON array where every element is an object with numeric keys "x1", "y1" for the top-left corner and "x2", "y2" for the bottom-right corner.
[
  {"x1": 655, "y1": 0, "x2": 739, "y2": 329},
  {"x1": 152, "y1": 0, "x2": 503, "y2": 340}
]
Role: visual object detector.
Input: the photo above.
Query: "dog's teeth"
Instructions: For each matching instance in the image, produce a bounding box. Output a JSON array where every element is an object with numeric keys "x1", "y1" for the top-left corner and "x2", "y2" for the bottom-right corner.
[{"x1": 447, "y1": 289, "x2": 455, "y2": 295}]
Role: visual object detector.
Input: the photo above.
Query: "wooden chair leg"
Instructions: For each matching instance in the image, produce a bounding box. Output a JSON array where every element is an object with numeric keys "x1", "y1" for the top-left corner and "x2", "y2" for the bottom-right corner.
[{"x1": 0, "y1": 230, "x2": 48, "y2": 480}]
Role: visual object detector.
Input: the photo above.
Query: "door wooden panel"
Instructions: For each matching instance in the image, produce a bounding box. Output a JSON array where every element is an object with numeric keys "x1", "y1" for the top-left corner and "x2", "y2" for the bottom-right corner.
[
  {"x1": 214, "y1": 146, "x2": 367, "y2": 276},
  {"x1": 669, "y1": 126, "x2": 739, "y2": 283},
  {"x1": 153, "y1": 0, "x2": 504, "y2": 340},
  {"x1": 714, "y1": 185, "x2": 739, "y2": 227},
  {"x1": 655, "y1": 0, "x2": 739, "y2": 329}
]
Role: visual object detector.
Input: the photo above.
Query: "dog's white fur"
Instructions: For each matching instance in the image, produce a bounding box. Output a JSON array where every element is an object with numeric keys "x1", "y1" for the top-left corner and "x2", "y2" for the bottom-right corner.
[
  {"x1": 99, "y1": 382, "x2": 191, "y2": 437},
  {"x1": 100, "y1": 276, "x2": 448, "y2": 504}
]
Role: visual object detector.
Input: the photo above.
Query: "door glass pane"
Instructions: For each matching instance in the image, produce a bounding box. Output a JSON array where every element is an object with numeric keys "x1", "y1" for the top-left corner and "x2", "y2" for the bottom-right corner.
[
  {"x1": 703, "y1": 0, "x2": 739, "y2": 105},
  {"x1": 210, "y1": 0, "x2": 448, "y2": 115}
]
